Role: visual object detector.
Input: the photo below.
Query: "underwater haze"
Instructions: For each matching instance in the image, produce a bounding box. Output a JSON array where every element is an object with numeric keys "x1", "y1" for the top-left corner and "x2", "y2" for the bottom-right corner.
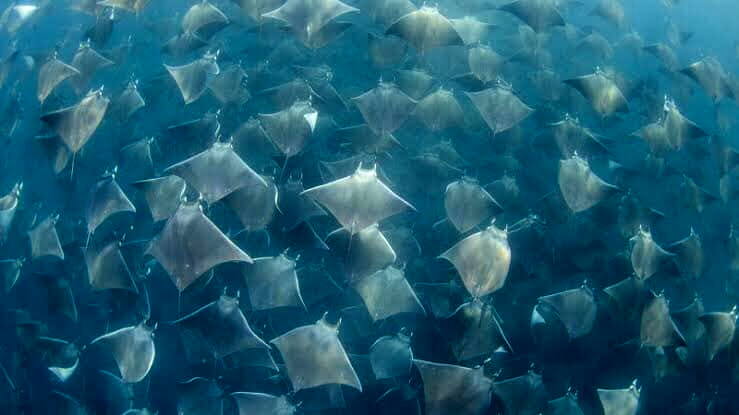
[{"x1": 1, "y1": 0, "x2": 739, "y2": 414}]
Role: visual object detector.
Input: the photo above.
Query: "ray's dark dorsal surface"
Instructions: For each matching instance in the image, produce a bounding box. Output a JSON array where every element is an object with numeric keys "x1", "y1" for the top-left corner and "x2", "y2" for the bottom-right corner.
[{"x1": 2, "y1": 0, "x2": 739, "y2": 414}]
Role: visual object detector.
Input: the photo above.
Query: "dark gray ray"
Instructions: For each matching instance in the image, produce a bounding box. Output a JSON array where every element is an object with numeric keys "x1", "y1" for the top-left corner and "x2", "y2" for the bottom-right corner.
[
  {"x1": 369, "y1": 331, "x2": 412, "y2": 379},
  {"x1": 162, "y1": 31, "x2": 209, "y2": 57},
  {"x1": 363, "y1": 0, "x2": 416, "y2": 28},
  {"x1": 564, "y1": 70, "x2": 628, "y2": 117},
  {"x1": 49, "y1": 391, "x2": 86, "y2": 415},
  {"x1": 640, "y1": 294, "x2": 685, "y2": 347},
  {"x1": 333, "y1": 124, "x2": 402, "y2": 154},
  {"x1": 368, "y1": 32, "x2": 408, "y2": 68},
  {"x1": 262, "y1": 0, "x2": 358, "y2": 46},
  {"x1": 33, "y1": 336, "x2": 79, "y2": 382},
  {"x1": 85, "y1": 240, "x2": 137, "y2": 292},
  {"x1": 414, "y1": 360, "x2": 492, "y2": 415},
  {"x1": 27, "y1": 214, "x2": 64, "y2": 261},
  {"x1": 545, "y1": 392, "x2": 584, "y2": 415},
  {"x1": 231, "y1": 392, "x2": 296, "y2": 415},
  {"x1": 668, "y1": 228, "x2": 703, "y2": 278},
  {"x1": 445, "y1": 301, "x2": 506, "y2": 362},
  {"x1": 499, "y1": 0, "x2": 565, "y2": 32},
  {"x1": 0, "y1": 257, "x2": 23, "y2": 292},
  {"x1": 37, "y1": 53, "x2": 79, "y2": 103},
  {"x1": 294, "y1": 64, "x2": 348, "y2": 110},
  {"x1": 278, "y1": 175, "x2": 326, "y2": 231},
  {"x1": 259, "y1": 100, "x2": 318, "y2": 158},
  {"x1": 537, "y1": 284, "x2": 597, "y2": 339},
  {"x1": 493, "y1": 371, "x2": 547, "y2": 415},
  {"x1": 603, "y1": 277, "x2": 649, "y2": 323},
  {"x1": 260, "y1": 78, "x2": 320, "y2": 108},
  {"x1": 672, "y1": 296, "x2": 705, "y2": 344},
  {"x1": 38, "y1": 273, "x2": 78, "y2": 322},
  {"x1": 643, "y1": 43, "x2": 678, "y2": 70},
  {"x1": 165, "y1": 141, "x2": 267, "y2": 204},
  {"x1": 444, "y1": 177, "x2": 501, "y2": 233},
  {"x1": 576, "y1": 32, "x2": 613, "y2": 61},
  {"x1": 450, "y1": 16, "x2": 494, "y2": 45},
  {"x1": 0, "y1": 182, "x2": 21, "y2": 245},
  {"x1": 466, "y1": 81, "x2": 533, "y2": 135},
  {"x1": 597, "y1": 383, "x2": 639, "y2": 415},
  {"x1": 231, "y1": 117, "x2": 280, "y2": 165},
  {"x1": 98, "y1": 0, "x2": 150, "y2": 13},
  {"x1": 302, "y1": 163, "x2": 414, "y2": 233},
  {"x1": 70, "y1": 40, "x2": 114, "y2": 92},
  {"x1": 86, "y1": 174, "x2": 136, "y2": 236},
  {"x1": 630, "y1": 226, "x2": 674, "y2": 280},
  {"x1": 352, "y1": 265, "x2": 424, "y2": 321},
  {"x1": 84, "y1": 7, "x2": 115, "y2": 48},
  {"x1": 164, "y1": 110, "x2": 221, "y2": 160},
  {"x1": 386, "y1": 6, "x2": 464, "y2": 52},
  {"x1": 617, "y1": 192, "x2": 664, "y2": 238},
  {"x1": 558, "y1": 153, "x2": 617, "y2": 213},
  {"x1": 271, "y1": 316, "x2": 362, "y2": 392},
  {"x1": 90, "y1": 323, "x2": 156, "y2": 383},
  {"x1": 327, "y1": 225, "x2": 397, "y2": 281},
  {"x1": 114, "y1": 80, "x2": 145, "y2": 121},
  {"x1": 174, "y1": 292, "x2": 269, "y2": 358},
  {"x1": 132, "y1": 175, "x2": 186, "y2": 222},
  {"x1": 41, "y1": 88, "x2": 110, "y2": 154},
  {"x1": 177, "y1": 378, "x2": 223, "y2": 415},
  {"x1": 119, "y1": 137, "x2": 155, "y2": 181},
  {"x1": 208, "y1": 64, "x2": 250, "y2": 105},
  {"x1": 414, "y1": 88, "x2": 464, "y2": 131},
  {"x1": 352, "y1": 80, "x2": 416, "y2": 137},
  {"x1": 164, "y1": 51, "x2": 220, "y2": 104},
  {"x1": 243, "y1": 253, "x2": 305, "y2": 311},
  {"x1": 680, "y1": 56, "x2": 734, "y2": 101},
  {"x1": 146, "y1": 202, "x2": 253, "y2": 291},
  {"x1": 699, "y1": 308, "x2": 737, "y2": 361},
  {"x1": 225, "y1": 175, "x2": 278, "y2": 232},
  {"x1": 182, "y1": 0, "x2": 229, "y2": 39},
  {"x1": 546, "y1": 115, "x2": 608, "y2": 157},
  {"x1": 440, "y1": 222, "x2": 511, "y2": 298},
  {"x1": 0, "y1": 3, "x2": 40, "y2": 34}
]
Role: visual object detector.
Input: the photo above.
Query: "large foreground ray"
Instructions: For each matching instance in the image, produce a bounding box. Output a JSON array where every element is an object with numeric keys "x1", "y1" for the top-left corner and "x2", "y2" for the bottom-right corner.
[
  {"x1": 37, "y1": 55, "x2": 80, "y2": 103},
  {"x1": 499, "y1": 0, "x2": 565, "y2": 32},
  {"x1": 242, "y1": 254, "x2": 306, "y2": 311},
  {"x1": 270, "y1": 316, "x2": 362, "y2": 392},
  {"x1": 86, "y1": 175, "x2": 136, "y2": 236},
  {"x1": 537, "y1": 285, "x2": 597, "y2": 339},
  {"x1": 165, "y1": 141, "x2": 267, "y2": 204},
  {"x1": 90, "y1": 323, "x2": 156, "y2": 383},
  {"x1": 386, "y1": 6, "x2": 464, "y2": 52},
  {"x1": 174, "y1": 293, "x2": 269, "y2": 358},
  {"x1": 164, "y1": 52, "x2": 219, "y2": 104},
  {"x1": 41, "y1": 88, "x2": 110, "y2": 153},
  {"x1": 132, "y1": 175, "x2": 186, "y2": 223},
  {"x1": 146, "y1": 202, "x2": 253, "y2": 292},
  {"x1": 445, "y1": 177, "x2": 500, "y2": 233},
  {"x1": 259, "y1": 100, "x2": 318, "y2": 157},
  {"x1": 414, "y1": 360, "x2": 493, "y2": 415},
  {"x1": 564, "y1": 71, "x2": 628, "y2": 117},
  {"x1": 352, "y1": 81, "x2": 416, "y2": 137},
  {"x1": 440, "y1": 222, "x2": 511, "y2": 298},
  {"x1": 231, "y1": 392, "x2": 296, "y2": 415},
  {"x1": 86, "y1": 240, "x2": 138, "y2": 292},
  {"x1": 597, "y1": 384, "x2": 639, "y2": 415},
  {"x1": 302, "y1": 164, "x2": 414, "y2": 233},
  {"x1": 558, "y1": 154, "x2": 617, "y2": 213},
  {"x1": 262, "y1": 0, "x2": 358, "y2": 45},
  {"x1": 466, "y1": 82, "x2": 533, "y2": 135},
  {"x1": 27, "y1": 214, "x2": 64, "y2": 260}
]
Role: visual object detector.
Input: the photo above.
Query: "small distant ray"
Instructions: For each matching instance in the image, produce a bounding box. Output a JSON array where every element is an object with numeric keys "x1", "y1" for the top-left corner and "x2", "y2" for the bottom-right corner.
[
  {"x1": 414, "y1": 359, "x2": 493, "y2": 415},
  {"x1": 679, "y1": 56, "x2": 734, "y2": 101},
  {"x1": 270, "y1": 315, "x2": 362, "y2": 392},
  {"x1": 118, "y1": 137, "x2": 155, "y2": 182},
  {"x1": 327, "y1": 225, "x2": 397, "y2": 281},
  {"x1": 499, "y1": 0, "x2": 565, "y2": 33},
  {"x1": 302, "y1": 163, "x2": 414, "y2": 234},
  {"x1": 174, "y1": 292, "x2": 270, "y2": 358},
  {"x1": 363, "y1": 0, "x2": 416, "y2": 28},
  {"x1": 231, "y1": 392, "x2": 297, "y2": 415},
  {"x1": 699, "y1": 308, "x2": 737, "y2": 361},
  {"x1": 564, "y1": 69, "x2": 628, "y2": 117},
  {"x1": 445, "y1": 301, "x2": 506, "y2": 362},
  {"x1": 261, "y1": 0, "x2": 358, "y2": 48},
  {"x1": 590, "y1": 0, "x2": 626, "y2": 28},
  {"x1": 37, "y1": 53, "x2": 79, "y2": 103},
  {"x1": 352, "y1": 265, "x2": 425, "y2": 321},
  {"x1": 69, "y1": 40, "x2": 114, "y2": 93},
  {"x1": 352, "y1": 80, "x2": 417, "y2": 137},
  {"x1": 439, "y1": 222, "x2": 511, "y2": 298},
  {"x1": 41, "y1": 88, "x2": 110, "y2": 155},
  {"x1": 259, "y1": 100, "x2": 318, "y2": 158},
  {"x1": 224, "y1": 175, "x2": 278, "y2": 233},
  {"x1": 85, "y1": 240, "x2": 138, "y2": 292},
  {"x1": 640, "y1": 294, "x2": 685, "y2": 347},
  {"x1": 86, "y1": 173, "x2": 136, "y2": 237},
  {"x1": 164, "y1": 51, "x2": 220, "y2": 104},
  {"x1": 395, "y1": 68, "x2": 434, "y2": 100},
  {"x1": 132, "y1": 175, "x2": 186, "y2": 223},
  {"x1": 27, "y1": 214, "x2": 64, "y2": 261},
  {"x1": 597, "y1": 383, "x2": 640, "y2": 415},
  {"x1": 332, "y1": 124, "x2": 402, "y2": 154},
  {"x1": 177, "y1": 377, "x2": 224, "y2": 415},
  {"x1": 603, "y1": 276, "x2": 649, "y2": 323},
  {"x1": 90, "y1": 323, "x2": 156, "y2": 383},
  {"x1": 668, "y1": 228, "x2": 703, "y2": 278},
  {"x1": 386, "y1": 6, "x2": 464, "y2": 52},
  {"x1": 630, "y1": 226, "x2": 674, "y2": 280},
  {"x1": 632, "y1": 97, "x2": 707, "y2": 154},
  {"x1": 208, "y1": 64, "x2": 250, "y2": 106},
  {"x1": 146, "y1": 202, "x2": 254, "y2": 292},
  {"x1": 242, "y1": 253, "x2": 306, "y2": 311},
  {"x1": 414, "y1": 88, "x2": 464, "y2": 132},
  {"x1": 546, "y1": 114, "x2": 609, "y2": 158},
  {"x1": 38, "y1": 273, "x2": 79, "y2": 322},
  {"x1": 558, "y1": 153, "x2": 617, "y2": 213},
  {"x1": 537, "y1": 284, "x2": 597, "y2": 339},
  {"x1": 369, "y1": 331, "x2": 413, "y2": 380},
  {"x1": 165, "y1": 141, "x2": 267, "y2": 204},
  {"x1": 232, "y1": 0, "x2": 283, "y2": 24},
  {"x1": 444, "y1": 177, "x2": 501, "y2": 233},
  {"x1": 466, "y1": 80, "x2": 534, "y2": 135},
  {"x1": 114, "y1": 80, "x2": 146, "y2": 121},
  {"x1": 98, "y1": 0, "x2": 151, "y2": 13},
  {"x1": 182, "y1": 0, "x2": 229, "y2": 40},
  {"x1": 278, "y1": 174, "x2": 326, "y2": 231}
]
